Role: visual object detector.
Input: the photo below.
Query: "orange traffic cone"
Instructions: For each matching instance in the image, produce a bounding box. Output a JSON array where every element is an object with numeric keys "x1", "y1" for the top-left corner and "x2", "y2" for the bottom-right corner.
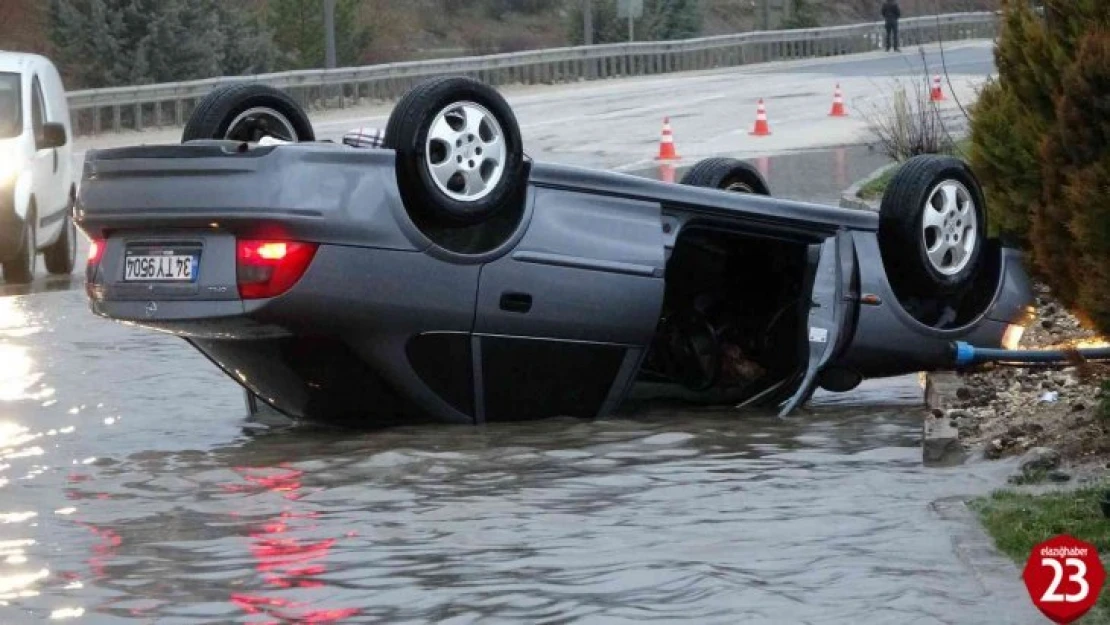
[
  {"x1": 654, "y1": 117, "x2": 681, "y2": 160},
  {"x1": 829, "y1": 84, "x2": 847, "y2": 117},
  {"x1": 750, "y1": 99, "x2": 771, "y2": 136},
  {"x1": 930, "y1": 75, "x2": 945, "y2": 101}
]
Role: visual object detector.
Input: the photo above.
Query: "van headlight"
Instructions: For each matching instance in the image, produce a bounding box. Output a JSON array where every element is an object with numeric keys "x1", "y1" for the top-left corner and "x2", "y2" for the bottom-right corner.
[{"x1": 0, "y1": 154, "x2": 23, "y2": 187}]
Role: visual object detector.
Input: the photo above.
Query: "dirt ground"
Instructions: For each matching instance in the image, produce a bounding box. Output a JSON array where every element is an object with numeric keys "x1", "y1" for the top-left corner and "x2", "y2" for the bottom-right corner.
[{"x1": 938, "y1": 281, "x2": 1110, "y2": 479}]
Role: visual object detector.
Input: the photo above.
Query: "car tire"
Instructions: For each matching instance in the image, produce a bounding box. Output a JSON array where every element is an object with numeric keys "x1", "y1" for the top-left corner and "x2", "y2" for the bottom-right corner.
[
  {"x1": 383, "y1": 76, "x2": 526, "y2": 226},
  {"x1": 878, "y1": 155, "x2": 987, "y2": 296},
  {"x1": 44, "y1": 197, "x2": 76, "y2": 275},
  {"x1": 2, "y1": 213, "x2": 36, "y2": 285},
  {"x1": 679, "y1": 157, "x2": 771, "y2": 195},
  {"x1": 182, "y1": 83, "x2": 316, "y2": 143}
]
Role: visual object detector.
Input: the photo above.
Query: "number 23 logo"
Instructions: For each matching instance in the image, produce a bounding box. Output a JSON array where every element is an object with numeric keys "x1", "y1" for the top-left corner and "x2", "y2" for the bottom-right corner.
[{"x1": 1041, "y1": 557, "x2": 1090, "y2": 603}]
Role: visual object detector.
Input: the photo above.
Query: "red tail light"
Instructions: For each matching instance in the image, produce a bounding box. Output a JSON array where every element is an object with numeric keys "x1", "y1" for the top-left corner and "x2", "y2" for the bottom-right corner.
[
  {"x1": 87, "y1": 238, "x2": 105, "y2": 266},
  {"x1": 236, "y1": 240, "x2": 318, "y2": 300}
]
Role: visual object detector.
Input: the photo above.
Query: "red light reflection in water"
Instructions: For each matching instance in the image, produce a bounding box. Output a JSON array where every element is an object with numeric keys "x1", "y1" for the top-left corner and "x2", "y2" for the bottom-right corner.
[{"x1": 228, "y1": 464, "x2": 360, "y2": 623}]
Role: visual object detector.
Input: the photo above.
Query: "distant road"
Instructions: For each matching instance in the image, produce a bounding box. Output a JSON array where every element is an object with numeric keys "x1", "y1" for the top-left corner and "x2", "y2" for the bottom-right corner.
[{"x1": 73, "y1": 40, "x2": 995, "y2": 172}]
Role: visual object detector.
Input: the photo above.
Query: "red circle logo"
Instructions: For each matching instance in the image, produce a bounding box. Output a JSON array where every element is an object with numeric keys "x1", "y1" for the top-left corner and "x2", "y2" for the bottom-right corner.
[{"x1": 1023, "y1": 535, "x2": 1106, "y2": 624}]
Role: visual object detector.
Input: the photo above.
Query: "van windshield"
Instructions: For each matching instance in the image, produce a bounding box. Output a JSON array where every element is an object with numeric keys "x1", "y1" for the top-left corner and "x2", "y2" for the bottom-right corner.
[{"x1": 0, "y1": 73, "x2": 22, "y2": 139}]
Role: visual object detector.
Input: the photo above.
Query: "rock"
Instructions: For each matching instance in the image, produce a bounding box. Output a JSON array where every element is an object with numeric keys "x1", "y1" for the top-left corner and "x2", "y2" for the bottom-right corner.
[
  {"x1": 985, "y1": 438, "x2": 1006, "y2": 460},
  {"x1": 957, "y1": 387, "x2": 972, "y2": 401},
  {"x1": 1019, "y1": 447, "x2": 1061, "y2": 474},
  {"x1": 1041, "y1": 319, "x2": 1054, "y2": 329},
  {"x1": 923, "y1": 416, "x2": 963, "y2": 466},
  {"x1": 1047, "y1": 470, "x2": 1071, "y2": 483},
  {"x1": 1072, "y1": 401, "x2": 1087, "y2": 412}
]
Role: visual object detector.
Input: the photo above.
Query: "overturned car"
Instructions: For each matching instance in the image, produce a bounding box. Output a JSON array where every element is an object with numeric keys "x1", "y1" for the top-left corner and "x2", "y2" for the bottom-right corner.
[{"x1": 76, "y1": 77, "x2": 1035, "y2": 426}]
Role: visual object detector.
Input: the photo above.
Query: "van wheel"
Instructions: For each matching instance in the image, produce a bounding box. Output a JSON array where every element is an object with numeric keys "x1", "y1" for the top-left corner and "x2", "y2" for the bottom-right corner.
[
  {"x1": 878, "y1": 155, "x2": 987, "y2": 296},
  {"x1": 44, "y1": 200, "x2": 76, "y2": 275},
  {"x1": 2, "y1": 215, "x2": 36, "y2": 285},
  {"x1": 182, "y1": 83, "x2": 315, "y2": 143},
  {"x1": 384, "y1": 76, "x2": 525, "y2": 226},
  {"x1": 680, "y1": 158, "x2": 771, "y2": 195}
]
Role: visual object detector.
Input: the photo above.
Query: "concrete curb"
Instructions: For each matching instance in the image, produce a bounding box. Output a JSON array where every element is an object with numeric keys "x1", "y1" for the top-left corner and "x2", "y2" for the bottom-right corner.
[{"x1": 838, "y1": 161, "x2": 897, "y2": 212}]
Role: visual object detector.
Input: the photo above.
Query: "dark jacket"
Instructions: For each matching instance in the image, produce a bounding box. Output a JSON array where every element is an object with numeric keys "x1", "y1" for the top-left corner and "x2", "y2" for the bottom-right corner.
[{"x1": 882, "y1": 0, "x2": 901, "y2": 24}]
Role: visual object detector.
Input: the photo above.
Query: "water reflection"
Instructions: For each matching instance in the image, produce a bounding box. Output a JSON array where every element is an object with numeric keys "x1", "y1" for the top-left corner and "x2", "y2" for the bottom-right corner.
[
  {"x1": 642, "y1": 144, "x2": 892, "y2": 207},
  {"x1": 229, "y1": 465, "x2": 360, "y2": 623}
]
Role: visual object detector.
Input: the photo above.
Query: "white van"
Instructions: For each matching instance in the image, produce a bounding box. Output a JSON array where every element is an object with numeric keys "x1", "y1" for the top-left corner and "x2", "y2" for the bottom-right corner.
[{"x1": 0, "y1": 51, "x2": 77, "y2": 284}]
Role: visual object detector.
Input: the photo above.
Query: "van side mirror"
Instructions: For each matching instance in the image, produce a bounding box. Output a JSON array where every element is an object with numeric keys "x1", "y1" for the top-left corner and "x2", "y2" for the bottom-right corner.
[{"x1": 40, "y1": 122, "x2": 68, "y2": 149}]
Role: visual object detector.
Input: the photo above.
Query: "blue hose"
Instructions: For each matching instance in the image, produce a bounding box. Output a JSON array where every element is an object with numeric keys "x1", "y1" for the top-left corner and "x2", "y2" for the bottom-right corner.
[{"x1": 952, "y1": 341, "x2": 1110, "y2": 367}]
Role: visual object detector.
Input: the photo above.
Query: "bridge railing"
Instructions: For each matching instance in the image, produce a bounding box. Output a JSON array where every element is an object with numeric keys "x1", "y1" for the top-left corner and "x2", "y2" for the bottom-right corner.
[{"x1": 65, "y1": 11, "x2": 998, "y2": 137}]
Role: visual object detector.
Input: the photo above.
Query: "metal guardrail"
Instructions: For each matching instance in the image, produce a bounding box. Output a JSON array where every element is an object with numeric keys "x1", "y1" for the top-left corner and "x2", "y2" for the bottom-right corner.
[{"x1": 66, "y1": 11, "x2": 998, "y2": 137}]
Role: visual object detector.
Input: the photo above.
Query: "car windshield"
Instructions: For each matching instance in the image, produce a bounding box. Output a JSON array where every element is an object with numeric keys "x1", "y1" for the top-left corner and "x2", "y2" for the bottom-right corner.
[{"x1": 0, "y1": 72, "x2": 22, "y2": 139}]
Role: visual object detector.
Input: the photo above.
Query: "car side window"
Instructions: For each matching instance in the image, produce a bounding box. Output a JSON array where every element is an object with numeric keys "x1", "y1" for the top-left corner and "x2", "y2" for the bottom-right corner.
[{"x1": 31, "y1": 75, "x2": 45, "y2": 146}]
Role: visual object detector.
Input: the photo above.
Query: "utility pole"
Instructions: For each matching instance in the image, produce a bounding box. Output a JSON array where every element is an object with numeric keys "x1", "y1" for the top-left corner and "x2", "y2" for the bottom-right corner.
[
  {"x1": 761, "y1": 0, "x2": 771, "y2": 31},
  {"x1": 324, "y1": 0, "x2": 337, "y2": 69},
  {"x1": 583, "y1": 0, "x2": 593, "y2": 46}
]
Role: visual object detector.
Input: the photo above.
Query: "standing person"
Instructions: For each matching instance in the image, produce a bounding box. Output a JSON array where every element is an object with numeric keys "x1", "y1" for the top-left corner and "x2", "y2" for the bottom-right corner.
[{"x1": 882, "y1": 0, "x2": 901, "y2": 52}]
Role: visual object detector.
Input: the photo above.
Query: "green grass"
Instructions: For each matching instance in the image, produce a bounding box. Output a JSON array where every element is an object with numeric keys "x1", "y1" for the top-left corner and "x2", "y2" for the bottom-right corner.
[
  {"x1": 856, "y1": 138, "x2": 975, "y2": 201},
  {"x1": 856, "y1": 166, "x2": 897, "y2": 200},
  {"x1": 970, "y1": 483, "x2": 1110, "y2": 623}
]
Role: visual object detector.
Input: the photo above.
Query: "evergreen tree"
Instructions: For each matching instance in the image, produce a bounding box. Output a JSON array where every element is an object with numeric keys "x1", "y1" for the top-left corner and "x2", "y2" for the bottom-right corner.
[
  {"x1": 968, "y1": 0, "x2": 1110, "y2": 333},
  {"x1": 645, "y1": 0, "x2": 703, "y2": 40},
  {"x1": 782, "y1": 0, "x2": 820, "y2": 29},
  {"x1": 566, "y1": 0, "x2": 626, "y2": 45},
  {"x1": 265, "y1": 0, "x2": 372, "y2": 70},
  {"x1": 48, "y1": 0, "x2": 276, "y2": 88}
]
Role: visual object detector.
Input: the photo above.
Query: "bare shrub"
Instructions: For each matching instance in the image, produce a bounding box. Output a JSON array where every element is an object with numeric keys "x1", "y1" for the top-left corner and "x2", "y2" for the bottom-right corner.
[{"x1": 861, "y1": 73, "x2": 958, "y2": 162}]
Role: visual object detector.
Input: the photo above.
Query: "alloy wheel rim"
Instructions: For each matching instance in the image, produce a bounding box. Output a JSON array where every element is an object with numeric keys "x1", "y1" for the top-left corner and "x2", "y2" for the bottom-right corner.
[
  {"x1": 921, "y1": 179, "x2": 977, "y2": 276},
  {"x1": 724, "y1": 181, "x2": 755, "y2": 193},
  {"x1": 424, "y1": 101, "x2": 507, "y2": 202},
  {"x1": 225, "y1": 107, "x2": 298, "y2": 142}
]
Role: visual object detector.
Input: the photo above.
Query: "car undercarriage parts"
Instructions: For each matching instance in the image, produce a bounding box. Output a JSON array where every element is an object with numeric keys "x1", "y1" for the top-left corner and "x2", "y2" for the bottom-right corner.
[{"x1": 952, "y1": 342, "x2": 1110, "y2": 367}]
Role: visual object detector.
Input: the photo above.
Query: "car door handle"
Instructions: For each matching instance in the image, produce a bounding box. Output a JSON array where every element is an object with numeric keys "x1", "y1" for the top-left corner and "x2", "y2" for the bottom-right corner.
[{"x1": 499, "y1": 292, "x2": 532, "y2": 313}]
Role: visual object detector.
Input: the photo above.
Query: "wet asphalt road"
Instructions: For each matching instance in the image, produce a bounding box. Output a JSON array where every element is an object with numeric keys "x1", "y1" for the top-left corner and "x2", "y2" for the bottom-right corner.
[{"x1": 0, "y1": 44, "x2": 1047, "y2": 624}]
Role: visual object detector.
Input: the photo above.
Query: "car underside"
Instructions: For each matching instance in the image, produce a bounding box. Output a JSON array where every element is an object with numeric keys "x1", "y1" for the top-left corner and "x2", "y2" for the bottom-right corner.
[{"x1": 75, "y1": 76, "x2": 1037, "y2": 428}]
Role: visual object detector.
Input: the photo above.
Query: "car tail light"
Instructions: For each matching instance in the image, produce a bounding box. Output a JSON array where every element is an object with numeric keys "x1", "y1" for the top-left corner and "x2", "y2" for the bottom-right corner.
[
  {"x1": 87, "y1": 239, "x2": 105, "y2": 267},
  {"x1": 236, "y1": 240, "x2": 318, "y2": 300}
]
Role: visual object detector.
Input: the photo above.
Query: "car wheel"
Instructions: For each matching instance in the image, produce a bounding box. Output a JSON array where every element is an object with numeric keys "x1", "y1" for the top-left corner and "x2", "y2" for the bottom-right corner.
[
  {"x1": 384, "y1": 76, "x2": 526, "y2": 226},
  {"x1": 182, "y1": 83, "x2": 316, "y2": 143},
  {"x1": 2, "y1": 214, "x2": 36, "y2": 285},
  {"x1": 878, "y1": 154, "x2": 987, "y2": 296},
  {"x1": 679, "y1": 157, "x2": 771, "y2": 195},
  {"x1": 43, "y1": 199, "x2": 76, "y2": 275}
]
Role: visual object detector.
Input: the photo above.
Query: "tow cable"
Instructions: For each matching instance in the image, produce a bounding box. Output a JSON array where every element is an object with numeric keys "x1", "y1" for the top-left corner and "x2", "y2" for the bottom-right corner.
[{"x1": 951, "y1": 341, "x2": 1110, "y2": 367}]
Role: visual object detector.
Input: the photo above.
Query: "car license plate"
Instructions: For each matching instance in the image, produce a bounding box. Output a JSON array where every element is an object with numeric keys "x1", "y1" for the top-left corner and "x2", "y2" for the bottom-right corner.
[{"x1": 123, "y1": 249, "x2": 199, "y2": 282}]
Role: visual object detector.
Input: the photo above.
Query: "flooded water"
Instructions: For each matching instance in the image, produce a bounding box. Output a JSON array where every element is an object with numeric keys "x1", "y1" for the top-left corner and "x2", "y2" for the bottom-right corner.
[
  {"x1": 635, "y1": 144, "x2": 894, "y2": 207},
  {"x1": 0, "y1": 146, "x2": 1043, "y2": 624}
]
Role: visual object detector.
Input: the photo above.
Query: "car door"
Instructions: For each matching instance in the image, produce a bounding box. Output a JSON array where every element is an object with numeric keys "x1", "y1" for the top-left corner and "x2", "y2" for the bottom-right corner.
[
  {"x1": 472, "y1": 186, "x2": 666, "y2": 423},
  {"x1": 28, "y1": 74, "x2": 61, "y2": 231}
]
